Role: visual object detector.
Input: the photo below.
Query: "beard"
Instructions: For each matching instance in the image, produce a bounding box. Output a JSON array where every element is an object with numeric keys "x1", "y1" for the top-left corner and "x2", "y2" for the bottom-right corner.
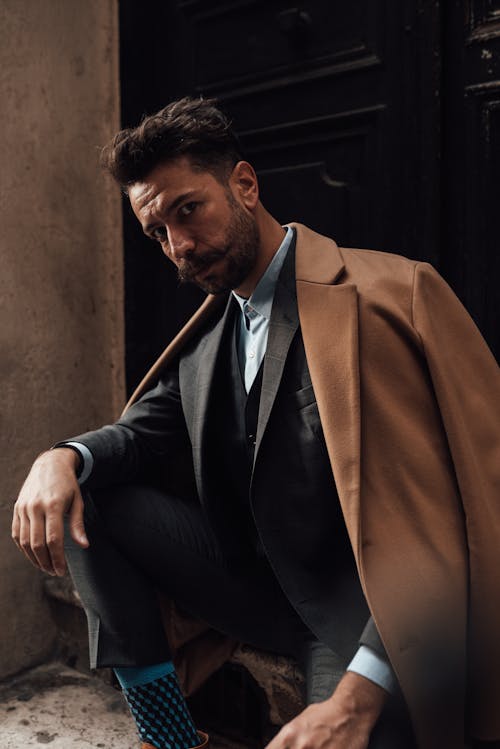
[{"x1": 176, "y1": 197, "x2": 260, "y2": 295}]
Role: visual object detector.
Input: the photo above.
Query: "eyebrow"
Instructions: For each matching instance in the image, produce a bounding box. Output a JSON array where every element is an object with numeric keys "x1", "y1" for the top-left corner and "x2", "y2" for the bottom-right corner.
[{"x1": 143, "y1": 190, "x2": 198, "y2": 235}]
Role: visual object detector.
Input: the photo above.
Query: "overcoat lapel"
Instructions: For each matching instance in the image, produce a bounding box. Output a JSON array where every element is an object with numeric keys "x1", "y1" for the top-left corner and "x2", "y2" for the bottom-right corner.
[{"x1": 292, "y1": 223, "x2": 362, "y2": 561}]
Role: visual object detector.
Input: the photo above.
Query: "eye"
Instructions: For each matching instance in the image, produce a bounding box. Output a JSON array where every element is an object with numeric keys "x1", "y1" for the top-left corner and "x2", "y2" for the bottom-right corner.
[
  {"x1": 151, "y1": 226, "x2": 168, "y2": 243},
  {"x1": 179, "y1": 201, "x2": 198, "y2": 218}
]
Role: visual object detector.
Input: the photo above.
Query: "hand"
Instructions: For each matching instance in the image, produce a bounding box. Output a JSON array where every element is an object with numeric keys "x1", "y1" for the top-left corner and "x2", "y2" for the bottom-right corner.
[
  {"x1": 265, "y1": 672, "x2": 388, "y2": 749},
  {"x1": 12, "y1": 448, "x2": 89, "y2": 577}
]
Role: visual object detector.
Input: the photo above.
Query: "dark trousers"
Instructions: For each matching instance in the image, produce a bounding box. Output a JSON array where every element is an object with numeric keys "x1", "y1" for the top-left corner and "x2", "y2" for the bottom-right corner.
[{"x1": 64, "y1": 484, "x2": 414, "y2": 747}]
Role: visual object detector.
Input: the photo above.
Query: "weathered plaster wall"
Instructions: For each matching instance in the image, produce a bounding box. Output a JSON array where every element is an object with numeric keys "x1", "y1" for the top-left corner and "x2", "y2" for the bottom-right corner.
[{"x1": 0, "y1": 0, "x2": 124, "y2": 678}]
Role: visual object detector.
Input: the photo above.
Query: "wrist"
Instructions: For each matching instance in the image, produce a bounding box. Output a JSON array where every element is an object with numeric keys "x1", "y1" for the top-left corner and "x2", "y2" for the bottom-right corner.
[
  {"x1": 329, "y1": 671, "x2": 388, "y2": 731},
  {"x1": 45, "y1": 446, "x2": 81, "y2": 473}
]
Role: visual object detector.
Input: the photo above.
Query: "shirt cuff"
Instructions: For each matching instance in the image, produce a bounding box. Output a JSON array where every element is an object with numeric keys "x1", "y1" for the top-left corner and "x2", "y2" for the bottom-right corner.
[
  {"x1": 347, "y1": 645, "x2": 397, "y2": 695},
  {"x1": 53, "y1": 441, "x2": 94, "y2": 485}
]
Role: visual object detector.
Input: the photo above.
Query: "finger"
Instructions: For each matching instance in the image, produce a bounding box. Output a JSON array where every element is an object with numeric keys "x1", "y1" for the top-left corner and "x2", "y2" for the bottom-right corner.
[
  {"x1": 18, "y1": 508, "x2": 43, "y2": 570},
  {"x1": 68, "y1": 490, "x2": 89, "y2": 548},
  {"x1": 29, "y1": 506, "x2": 57, "y2": 576},
  {"x1": 265, "y1": 725, "x2": 290, "y2": 749},
  {"x1": 11, "y1": 506, "x2": 21, "y2": 549},
  {"x1": 45, "y1": 508, "x2": 67, "y2": 577}
]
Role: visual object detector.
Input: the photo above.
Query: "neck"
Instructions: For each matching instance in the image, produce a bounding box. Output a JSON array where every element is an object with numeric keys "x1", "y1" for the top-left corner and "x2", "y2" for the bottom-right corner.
[{"x1": 233, "y1": 205, "x2": 286, "y2": 298}]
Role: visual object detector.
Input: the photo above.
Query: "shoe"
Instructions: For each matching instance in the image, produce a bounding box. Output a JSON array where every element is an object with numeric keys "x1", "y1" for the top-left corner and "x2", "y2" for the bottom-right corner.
[{"x1": 141, "y1": 730, "x2": 209, "y2": 749}]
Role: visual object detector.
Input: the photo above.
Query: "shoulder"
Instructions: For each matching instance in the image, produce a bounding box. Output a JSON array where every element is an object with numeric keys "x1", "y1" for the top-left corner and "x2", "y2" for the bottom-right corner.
[
  {"x1": 290, "y1": 221, "x2": 420, "y2": 287},
  {"x1": 337, "y1": 247, "x2": 423, "y2": 330},
  {"x1": 339, "y1": 246, "x2": 419, "y2": 287}
]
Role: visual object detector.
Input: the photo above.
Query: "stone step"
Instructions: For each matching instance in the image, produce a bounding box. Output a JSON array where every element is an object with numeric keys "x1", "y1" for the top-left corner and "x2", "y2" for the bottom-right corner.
[
  {"x1": 43, "y1": 576, "x2": 305, "y2": 745},
  {"x1": 0, "y1": 662, "x2": 246, "y2": 749}
]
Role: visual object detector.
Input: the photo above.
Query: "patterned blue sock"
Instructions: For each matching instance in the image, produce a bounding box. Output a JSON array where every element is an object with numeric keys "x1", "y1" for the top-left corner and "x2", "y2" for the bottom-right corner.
[{"x1": 115, "y1": 661, "x2": 200, "y2": 749}]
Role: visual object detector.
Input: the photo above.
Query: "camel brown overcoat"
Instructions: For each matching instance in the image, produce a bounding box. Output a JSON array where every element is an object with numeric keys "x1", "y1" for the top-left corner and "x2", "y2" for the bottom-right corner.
[{"x1": 124, "y1": 223, "x2": 500, "y2": 748}]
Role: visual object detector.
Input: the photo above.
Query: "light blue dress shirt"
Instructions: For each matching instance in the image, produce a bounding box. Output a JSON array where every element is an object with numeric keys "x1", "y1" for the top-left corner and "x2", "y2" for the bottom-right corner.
[
  {"x1": 58, "y1": 441, "x2": 94, "y2": 484},
  {"x1": 66, "y1": 225, "x2": 396, "y2": 695},
  {"x1": 232, "y1": 226, "x2": 294, "y2": 392}
]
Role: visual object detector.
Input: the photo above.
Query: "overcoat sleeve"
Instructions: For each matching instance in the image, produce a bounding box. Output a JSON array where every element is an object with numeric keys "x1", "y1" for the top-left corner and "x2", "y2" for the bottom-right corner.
[{"x1": 412, "y1": 262, "x2": 500, "y2": 738}]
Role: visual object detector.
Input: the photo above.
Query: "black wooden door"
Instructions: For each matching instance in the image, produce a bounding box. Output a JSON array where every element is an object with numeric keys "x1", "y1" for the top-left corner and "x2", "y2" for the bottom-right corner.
[
  {"x1": 442, "y1": 0, "x2": 500, "y2": 360},
  {"x1": 188, "y1": 0, "x2": 440, "y2": 260},
  {"x1": 120, "y1": 0, "x2": 498, "y2": 391}
]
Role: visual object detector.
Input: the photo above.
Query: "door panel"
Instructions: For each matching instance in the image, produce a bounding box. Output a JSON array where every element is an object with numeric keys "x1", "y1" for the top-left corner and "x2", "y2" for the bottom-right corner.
[
  {"x1": 183, "y1": 0, "x2": 382, "y2": 95},
  {"x1": 120, "y1": 0, "x2": 497, "y2": 390}
]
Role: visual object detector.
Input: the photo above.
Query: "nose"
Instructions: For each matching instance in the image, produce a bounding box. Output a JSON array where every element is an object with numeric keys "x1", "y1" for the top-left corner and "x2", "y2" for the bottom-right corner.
[{"x1": 165, "y1": 225, "x2": 195, "y2": 262}]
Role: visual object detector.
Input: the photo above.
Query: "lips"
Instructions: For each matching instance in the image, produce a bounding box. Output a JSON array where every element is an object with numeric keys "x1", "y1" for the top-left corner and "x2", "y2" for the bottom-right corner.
[
  {"x1": 195, "y1": 257, "x2": 223, "y2": 279},
  {"x1": 179, "y1": 251, "x2": 226, "y2": 282}
]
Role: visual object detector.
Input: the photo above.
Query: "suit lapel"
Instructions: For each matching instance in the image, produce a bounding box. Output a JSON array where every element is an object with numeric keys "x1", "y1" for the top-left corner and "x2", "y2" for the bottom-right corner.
[
  {"x1": 253, "y1": 235, "x2": 299, "y2": 466},
  {"x1": 183, "y1": 295, "x2": 235, "y2": 501},
  {"x1": 123, "y1": 293, "x2": 226, "y2": 413},
  {"x1": 292, "y1": 222, "x2": 361, "y2": 558}
]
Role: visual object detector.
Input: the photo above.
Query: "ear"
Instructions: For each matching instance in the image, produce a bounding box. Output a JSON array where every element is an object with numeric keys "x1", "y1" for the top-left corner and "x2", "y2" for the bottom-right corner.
[{"x1": 230, "y1": 161, "x2": 259, "y2": 210}]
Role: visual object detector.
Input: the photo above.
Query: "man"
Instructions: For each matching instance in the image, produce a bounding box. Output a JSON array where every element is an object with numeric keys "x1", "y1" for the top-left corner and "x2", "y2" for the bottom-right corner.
[{"x1": 12, "y1": 97, "x2": 500, "y2": 749}]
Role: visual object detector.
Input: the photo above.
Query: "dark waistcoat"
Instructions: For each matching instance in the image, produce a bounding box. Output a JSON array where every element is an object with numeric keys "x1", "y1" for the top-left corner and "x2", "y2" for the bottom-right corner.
[{"x1": 204, "y1": 243, "x2": 369, "y2": 658}]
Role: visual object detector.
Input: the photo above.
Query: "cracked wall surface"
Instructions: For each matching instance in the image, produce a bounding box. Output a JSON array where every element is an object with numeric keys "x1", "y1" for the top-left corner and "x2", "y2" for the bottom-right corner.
[{"x1": 0, "y1": 0, "x2": 123, "y2": 679}]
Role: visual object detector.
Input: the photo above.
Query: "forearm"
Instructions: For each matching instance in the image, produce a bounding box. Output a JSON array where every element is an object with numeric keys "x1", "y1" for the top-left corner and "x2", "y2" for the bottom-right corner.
[
  {"x1": 62, "y1": 422, "x2": 155, "y2": 489},
  {"x1": 60, "y1": 367, "x2": 191, "y2": 490},
  {"x1": 331, "y1": 670, "x2": 388, "y2": 730}
]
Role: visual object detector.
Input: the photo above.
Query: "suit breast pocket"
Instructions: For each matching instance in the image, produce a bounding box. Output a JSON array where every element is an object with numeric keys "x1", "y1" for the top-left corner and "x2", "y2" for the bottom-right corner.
[
  {"x1": 290, "y1": 383, "x2": 317, "y2": 410},
  {"x1": 284, "y1": 384, "x2": 322, "y2": 440}
]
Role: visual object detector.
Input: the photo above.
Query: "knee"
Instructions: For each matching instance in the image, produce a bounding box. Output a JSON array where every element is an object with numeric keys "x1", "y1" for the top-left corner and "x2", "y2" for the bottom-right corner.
[
  {"x1": 69, "y1": 486, "x2": 125, "y2": 540},
  {"x1": 82, "y1": 484, "x2": 153, "y2": 541},
  {"x1": 63, "y1": 485, "x2": 136, "y2": 553}
]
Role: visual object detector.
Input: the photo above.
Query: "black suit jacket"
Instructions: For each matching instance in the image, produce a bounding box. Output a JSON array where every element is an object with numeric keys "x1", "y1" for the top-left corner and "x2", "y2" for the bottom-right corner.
[{"x1": 72, "y1": 235, "x2": 384, "y2": 660}]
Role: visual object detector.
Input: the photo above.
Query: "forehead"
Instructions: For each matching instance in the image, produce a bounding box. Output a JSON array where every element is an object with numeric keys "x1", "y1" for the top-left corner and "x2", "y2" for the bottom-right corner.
[{"x1": 128, "y1": 156, "x2": 222, "y2": 221}]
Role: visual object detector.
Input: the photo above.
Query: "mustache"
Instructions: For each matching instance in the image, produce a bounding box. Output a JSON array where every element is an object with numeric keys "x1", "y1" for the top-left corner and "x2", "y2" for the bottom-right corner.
[{"x1": 177, "y1": 248, "x2": 226, "y2": 281}]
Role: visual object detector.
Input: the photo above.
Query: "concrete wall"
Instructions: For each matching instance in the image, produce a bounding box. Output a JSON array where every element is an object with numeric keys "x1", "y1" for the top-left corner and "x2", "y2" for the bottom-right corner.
[{"x1": 0, "y1": 0, "x2": 124, "y2": 678}]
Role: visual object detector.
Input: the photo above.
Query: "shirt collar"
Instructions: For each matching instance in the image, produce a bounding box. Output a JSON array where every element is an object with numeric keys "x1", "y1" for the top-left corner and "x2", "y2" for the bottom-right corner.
[{"x1": 232, "y1": 225, "x2": 293, "y2": 321}]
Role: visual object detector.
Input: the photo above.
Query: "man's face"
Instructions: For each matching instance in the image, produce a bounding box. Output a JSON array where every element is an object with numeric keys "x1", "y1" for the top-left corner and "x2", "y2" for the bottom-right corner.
[{"x1": 128, "y1": 157, "x2": 260, "y2": 295}]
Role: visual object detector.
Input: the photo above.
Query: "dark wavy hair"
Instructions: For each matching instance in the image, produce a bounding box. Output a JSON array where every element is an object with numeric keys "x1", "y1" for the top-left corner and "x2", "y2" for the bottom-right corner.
[{"x1": 100, "y1": 97, "x2": 242, "y2": 188}]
